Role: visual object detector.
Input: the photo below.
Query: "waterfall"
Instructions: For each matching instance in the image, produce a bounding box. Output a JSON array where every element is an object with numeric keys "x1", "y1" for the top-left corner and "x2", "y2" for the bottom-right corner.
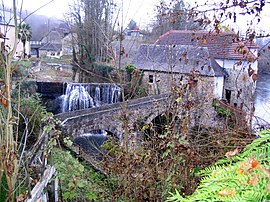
[
  {"x1": 94, "y1": 86, "x2": 101, "y2": 107},
  {"x1": 61, "y1": 83, "x2": 121, "y2": 156},
  {"x1": 62, "y1": 83, "x2": 121, "y2": 112}
]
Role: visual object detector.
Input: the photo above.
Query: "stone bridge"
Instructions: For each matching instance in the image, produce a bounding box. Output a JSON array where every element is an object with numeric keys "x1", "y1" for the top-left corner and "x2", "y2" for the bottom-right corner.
[{"x1": 56, "y1": 94, "x2": 173, "y2": 139}]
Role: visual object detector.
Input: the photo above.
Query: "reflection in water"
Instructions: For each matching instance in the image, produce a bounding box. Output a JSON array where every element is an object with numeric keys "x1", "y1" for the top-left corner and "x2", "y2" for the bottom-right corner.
[{"x1": 254, "y1": 74, "x2": 270, "y2": 128}]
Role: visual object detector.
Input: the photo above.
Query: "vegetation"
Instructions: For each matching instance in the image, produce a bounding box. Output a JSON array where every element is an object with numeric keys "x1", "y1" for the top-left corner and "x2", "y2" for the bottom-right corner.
[
  {"x1": 168, "y1": 129, "x2": 270, "y2": 201},
  {"x1": 52, "y1": 149, "x2": 107, "y2": 201},
  {"x1": 127, "y1": 19, "x2": 138, "y2": 30},
  {"x1": 212, "y1": 99, "x2": 232, "y2": 118},
  {"x1": 0, "y1": 3, "x2": 59, "y2": 200},
  {"x1": 124, "y1": 65, "x2": 147, "y2": 99},
  {"x1": 40, "y1": 56, "x2": 71, "y2": 64},
  {"x1": 151, "y1": 0, "x2": 203, "y2": 37},
  {"x1": 1, "y1": 0, "x2": 270, "y2": 201}
]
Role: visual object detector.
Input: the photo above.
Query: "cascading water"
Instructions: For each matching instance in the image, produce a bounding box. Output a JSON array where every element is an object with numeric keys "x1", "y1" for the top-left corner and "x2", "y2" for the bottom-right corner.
[
  {"x1": 61, "y1": 83, "x2": 121, "y2": 112},
  {"x1": 74, "y1": 130, "x2": 108, "y2": 157},
  {"x1": 94, "y1": 86, "x2": 101, "y2": 107},
  {"x1": 61, "y1": 82, "x2": 121, "y2": 157}
]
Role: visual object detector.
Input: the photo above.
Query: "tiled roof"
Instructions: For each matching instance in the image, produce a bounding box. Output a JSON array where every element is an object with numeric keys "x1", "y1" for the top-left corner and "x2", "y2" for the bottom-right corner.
[
  {"x1": 39, "y1": 43, "x2": 62, "y2": 51},
  {"x1": 225, "y1": 41, "x2": 257, "y2": 61},
  {"x1": 155, "y1": 30, "x2": 257, "y2": 61},
  {"x1": 134, "y1": 44, "x2": 226, "y2": 77}
]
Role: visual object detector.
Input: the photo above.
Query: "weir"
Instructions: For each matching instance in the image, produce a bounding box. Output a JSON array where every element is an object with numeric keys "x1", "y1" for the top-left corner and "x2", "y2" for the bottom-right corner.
[
  {"x1": 61, "y1": 83, "x2": 121, "y2": 112},
  {"x1": 36, "y1": 81, "x2": 121, "y2": 114}
]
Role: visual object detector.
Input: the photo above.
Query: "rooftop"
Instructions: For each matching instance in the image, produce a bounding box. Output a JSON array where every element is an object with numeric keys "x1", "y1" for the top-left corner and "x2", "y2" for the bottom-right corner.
[
  {"x1": 39, "y1": 42, "x2": 62, "y2": 51},
  {"x1": 134, "y1": 44, "x2": 226, "y2": 77},
  {"x1": 155, "y1": 30, "x2": 258, "y2": 61}
]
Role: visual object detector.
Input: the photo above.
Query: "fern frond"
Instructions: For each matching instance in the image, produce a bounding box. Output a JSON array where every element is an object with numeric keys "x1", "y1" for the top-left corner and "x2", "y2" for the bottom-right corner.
[{"x1": 167, "y1": 129, "x2": 270, "y2": 202}]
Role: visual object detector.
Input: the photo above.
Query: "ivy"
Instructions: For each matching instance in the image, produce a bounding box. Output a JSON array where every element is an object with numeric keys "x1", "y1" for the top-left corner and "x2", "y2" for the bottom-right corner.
[{"x1": 212, "y1": 99, "x2": 232, "y2": 118}]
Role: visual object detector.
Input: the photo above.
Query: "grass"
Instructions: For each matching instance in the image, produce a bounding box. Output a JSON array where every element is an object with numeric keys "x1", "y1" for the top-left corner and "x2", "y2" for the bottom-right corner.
[{"x1": 40, "y1": 56, "x2": 72, "y2": 64}]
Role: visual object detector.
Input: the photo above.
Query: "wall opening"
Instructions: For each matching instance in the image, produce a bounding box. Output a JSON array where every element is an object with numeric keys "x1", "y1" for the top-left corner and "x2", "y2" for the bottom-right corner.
[
  {"x1": 225, "y1": 89, "x2": 231, "y2": 103},
  {"x1": 144, "y1": 113, "x2": 180, "y2": 140},
  {"x1": 149, "y1": 75, "x2": 154, "y2": 83}
]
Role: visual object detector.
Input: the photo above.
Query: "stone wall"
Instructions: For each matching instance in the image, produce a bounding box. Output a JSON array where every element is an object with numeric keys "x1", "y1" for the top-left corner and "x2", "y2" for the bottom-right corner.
[
  {"x1": 223, "y1": 68, "x2": 256, "y2": 115},
  {"x1": 140, "y1": 71, "x2": 225, "y2": 128},
  {"x1": 141, "y1": 70, "x2": 216, "y2": 97},
  {"x1": 140, "y1": 67, "x2": 256, "y2": 125}
]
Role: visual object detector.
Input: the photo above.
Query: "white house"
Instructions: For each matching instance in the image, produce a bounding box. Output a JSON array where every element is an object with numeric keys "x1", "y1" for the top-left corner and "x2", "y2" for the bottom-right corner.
[{"x1": 0, "y1": 9, "x2": 30, "y2": 57}]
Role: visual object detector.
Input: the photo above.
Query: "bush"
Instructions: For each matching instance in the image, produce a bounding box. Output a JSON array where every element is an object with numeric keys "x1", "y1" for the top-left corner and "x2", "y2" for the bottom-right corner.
[{"x1": 93, "y1": 62, "x2": 114, "y2": 77}]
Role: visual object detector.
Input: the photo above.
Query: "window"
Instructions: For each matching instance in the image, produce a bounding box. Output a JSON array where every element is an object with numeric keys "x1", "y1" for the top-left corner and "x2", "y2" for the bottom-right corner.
[{"x1": 149, "y1": 75, "x2": 154, "y2": 83}]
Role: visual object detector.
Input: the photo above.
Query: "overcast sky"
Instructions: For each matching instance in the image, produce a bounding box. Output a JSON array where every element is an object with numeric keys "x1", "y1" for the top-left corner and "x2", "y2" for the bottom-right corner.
[
  {"x1": 5, "y1": 0, "x2": 270, "y2": 33},
  {"x1": 6, "y1": 0, "x2": 72, "y2": 18},
  {"x1": 5, "y1": 0, "x2": 158, "y2": 28}
]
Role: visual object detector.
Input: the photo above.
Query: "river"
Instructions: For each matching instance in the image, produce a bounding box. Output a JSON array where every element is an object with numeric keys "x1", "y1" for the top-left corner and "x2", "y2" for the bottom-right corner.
[{"x1": 254, "y1": 73, "x2": 270, "y2": 128}]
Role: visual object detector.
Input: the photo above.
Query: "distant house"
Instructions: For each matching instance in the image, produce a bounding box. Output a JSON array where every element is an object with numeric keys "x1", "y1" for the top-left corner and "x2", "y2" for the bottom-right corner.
[
  {"x1": 124, "y1": 27, "x2": 144, "y2": 39},
  {"x1": 39, "y1": 42, "x2": 62, "y2": 58},
  {"x1": 0, "y1": 9, "x2": 30, "y2": 57},
  {"x1": 134, "y1": 30, "x2": 258, "y2": 115},
  {"x1": 39, "y1": 30, "x2": 63, "y2": 58},
  {"x1": 30, "y1": 40, "x2": 42, "y2": 58}
]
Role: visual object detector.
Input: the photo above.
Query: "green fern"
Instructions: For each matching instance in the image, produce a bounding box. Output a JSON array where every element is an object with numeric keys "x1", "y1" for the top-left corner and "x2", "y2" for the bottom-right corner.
[{"x1": 167, "y1": 129, "x2": 270, "y2": 202}]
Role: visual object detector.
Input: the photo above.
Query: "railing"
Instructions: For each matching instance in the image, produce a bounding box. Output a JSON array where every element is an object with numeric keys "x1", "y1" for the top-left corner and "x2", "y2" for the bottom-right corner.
[
  {"x1": 26, "y1": 165, "x2": 57, "y2": 202},
  {"x1": 216, "y1": 99, "x2": 249, "y2": 127},
  {"x1": 26, "y1": 132, "x2": 58, "y2": 202}
]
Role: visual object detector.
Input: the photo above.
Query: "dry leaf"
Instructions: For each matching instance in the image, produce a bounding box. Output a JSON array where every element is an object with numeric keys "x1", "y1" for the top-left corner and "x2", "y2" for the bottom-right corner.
[
  {"x1": 247, "y1": 175, "x2": 259, "y2": 186},
  {"x1": 252, "y1": 74, "x2": 258, "y2": 82},
  {"x1": 182, "y1": 52, "x2": 187, "y2": 59},
  {"x1": 16, "y1": 194, "x2": 25, "y2": 202},
  {"x1": 202, "y1": 38, "x2": 207, "y2": 45},
  {"x1": 236, "y1": 163, "x2": 245, "y2": 174},
  {"x1": 235, "y1": 61, "x2": 242, "y2": 66},
  {"x1": 248, "y1": 65, "x2": 255, "y2": 77},
  {"x1": 225, "y1": 148, "x2": 239, "y2": 158},
  {"x1": 218, "y1": 188, "x2": 237, "y2": 197},
  {"x1": 242, "y1": 75, "x2": 247, "y2": 81},
  {"x1": 246, "y1": 158, "x2": 260, "y2": 171}
]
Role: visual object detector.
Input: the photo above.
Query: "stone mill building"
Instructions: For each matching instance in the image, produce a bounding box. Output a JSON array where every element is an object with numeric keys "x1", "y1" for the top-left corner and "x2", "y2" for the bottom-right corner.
[{"x1": 134, "y1": 30, "x2": 258, "y2": 123}]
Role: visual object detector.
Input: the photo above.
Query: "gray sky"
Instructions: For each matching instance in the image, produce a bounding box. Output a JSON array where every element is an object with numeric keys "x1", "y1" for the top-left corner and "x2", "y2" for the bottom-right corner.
[
  {"x1": 6, "y1": 0, "x2": 270, "y2": 33},
  {"x1": 7, "y1": 0, "x2": 158, "y2": 28},
  {"x1": 8, "y1": 0, "x2": 72, "y2": 18}
]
